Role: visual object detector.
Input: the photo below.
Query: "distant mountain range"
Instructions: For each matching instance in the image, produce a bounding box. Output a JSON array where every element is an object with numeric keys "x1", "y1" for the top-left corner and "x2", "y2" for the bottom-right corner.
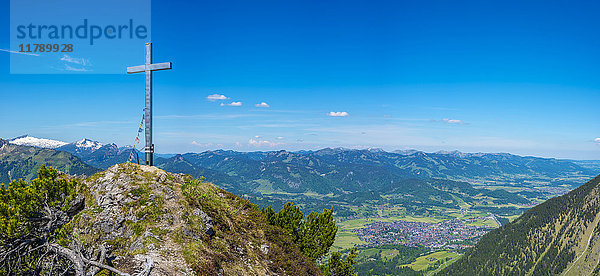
[
  {"x1": 5, "y1": 135, "x2": 143, "y2": 169},
  {"x1": 57, "y1": 140, "x2": 141, "y2": 169},
  {"x1": 440, "y1": 174, "x2": 600, "y2": 275},
  {"x1": 3, "y1": 135, "x2": 598, "y2": 198},
  {"x1": 0, "y1": 135, "x2": 534, "y2": 220},
  {"x1": 153, "y1": 148, "x2": 596, "y2": 196},
  {"x1": 0, "y1": 139, "x2": 99, "y2": 183}
]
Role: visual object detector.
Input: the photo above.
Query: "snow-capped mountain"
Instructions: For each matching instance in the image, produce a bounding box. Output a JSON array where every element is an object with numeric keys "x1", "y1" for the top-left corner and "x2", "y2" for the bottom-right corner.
[
  {"x1": 75, "y1": 138, "x2": 103, "y2": 151},
  {"x1": 57, "y1": 141, "x2": 139, "y2": 169},
  {"x1": 8, "y1": 135, "x2": 68, "y2": 149},
  {"x1": 57, "y1": 139, "x2": 106, "y2": 155}
]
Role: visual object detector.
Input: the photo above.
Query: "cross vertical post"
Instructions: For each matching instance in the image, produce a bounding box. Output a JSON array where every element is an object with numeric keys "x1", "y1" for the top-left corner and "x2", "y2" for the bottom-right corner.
[
  {"x1": 144, "y1": 43, "x2": 153, "y2": 166},
  {"x1": 127, "y1": 42, "x2": 172, "y2": 166}
]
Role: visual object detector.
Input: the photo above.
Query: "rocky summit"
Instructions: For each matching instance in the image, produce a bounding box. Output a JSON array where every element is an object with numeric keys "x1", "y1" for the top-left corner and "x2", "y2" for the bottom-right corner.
[{"x1": 67, "y1": 163, "x2": 320, "y2": 275}]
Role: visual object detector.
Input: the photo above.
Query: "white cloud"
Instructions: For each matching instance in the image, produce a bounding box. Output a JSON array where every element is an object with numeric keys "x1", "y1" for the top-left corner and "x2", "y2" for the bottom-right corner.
[
  {"x1": 220, "y1": 102, "x2": 242, "y2": 107},
  {"x1": 255, "y1": 102, "x2": 270, "y2": 108},
  {"x1": 327, "y1": 111, "x2": 349, "y2": 117},
  {"x1": 0, "y1": 48, "x2": 40, "y2": 56},
  {"x1": 248, "y1": 138, "x2": 284, "y2": 147},
  {"x1": 206, "y1": 94, "x2": 229, "y2": 101},
  {"x1": 277, "y1": 136, "x2": 284, "y2": 140},
  {"x1": 594, "y1": 138, "x2": 600, "y2": 143},
  {"x1": 441, "y1": 118, "x2": 466, "y2": 124},
  {"x1": 61, "y1": 54, "x2": 89, "y2": 65}
]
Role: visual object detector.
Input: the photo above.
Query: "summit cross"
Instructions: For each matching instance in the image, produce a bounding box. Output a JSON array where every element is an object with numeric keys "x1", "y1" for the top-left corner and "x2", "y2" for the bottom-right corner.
[{"x1": 126, "y1": 42, "x2": 172, "y2": 166}]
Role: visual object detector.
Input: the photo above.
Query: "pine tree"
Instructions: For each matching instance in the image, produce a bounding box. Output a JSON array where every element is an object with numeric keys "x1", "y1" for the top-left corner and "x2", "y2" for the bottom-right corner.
[
  {"x1": 262, "y1": 202, "x2": 338, "y2": 261},
  {"x1": 324, "y1": 248, "x2": 358, "y2": 276},
  {"x1": 274, "y1": 202, "x2": 304, "y2": 241},
  {"x1": 299, "y1": 207, "x2": 338, "y2": 261}
]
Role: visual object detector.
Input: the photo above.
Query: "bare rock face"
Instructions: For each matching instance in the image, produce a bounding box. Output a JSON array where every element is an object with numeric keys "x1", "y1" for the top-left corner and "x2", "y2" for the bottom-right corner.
[
  {"x1": 70, "y1": 163, "x2": 320, "y2": 276},
  {"x1": 77, "y1": 164, "x2": 193, "y2": 275}
]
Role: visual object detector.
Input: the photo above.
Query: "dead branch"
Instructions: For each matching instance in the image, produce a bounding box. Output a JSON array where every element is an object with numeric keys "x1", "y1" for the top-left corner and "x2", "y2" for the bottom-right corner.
[
  {"x1": 47, "y1": 243, "x2": 86, "y2": 275},
  {"x1": 138, "y1": 255, "x2": 154, "y2": 276}
]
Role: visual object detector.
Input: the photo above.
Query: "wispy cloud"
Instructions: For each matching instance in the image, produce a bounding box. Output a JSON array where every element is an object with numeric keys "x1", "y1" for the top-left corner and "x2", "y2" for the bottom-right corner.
[
  {"x1": 207, "y1": 94, "x2": 229, "y2": 101},
  {"x1": 255, "y1": 102, "x2": 270, "y2": 108},
  {"x1": 60, "y1": 54, "x2": 89, "y2": 65},
  {"x1": 157, "y1": 113, "x2": 258, "y2": 120},
  {"x1": 221, "y1": 102, "x2": 242, "y2": 107},
  {"x1": 327, "y1": 111, "x2": 349, "y2": 117},
  {"x1": 191, "y1": 141, "x2": 224, "y2": 148},
  {"x1": 426, "y1": 106, "x2": 460, "y2": 111},
  {"x1": 57, "y1": 120, "x2": 134, "y2": 128},
  {"x1": 0, "y1": 48, "x2": 40, "y2": 56},
  {"x1": 250, "y1": 123, "x2": 317, "y2": 128},
  {"x1": 248, "y1": 138, "x2": 284, "y2": 147},
  {"x1": 65, "y1": 64, "x2": 90, "y2": 72},
  {"x1": 594, "y1": 138, "x2": 600, "y2": 143},
  {"x1": 439, "y1": 118, "x2": 467, "y2": 125}
]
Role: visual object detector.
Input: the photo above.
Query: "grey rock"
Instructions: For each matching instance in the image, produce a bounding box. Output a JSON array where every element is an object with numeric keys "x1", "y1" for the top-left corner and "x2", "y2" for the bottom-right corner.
[
  {"x1": 98, "y1": 220, "x2": 113, "y2": 233},
  {"x1": 67, "y1": 195, "x2": 85, "y2": 216},
  {"x1": 260, "y1": 244, "x2": 269, "y2": 255},
  {"x1": 130, "y1": 238, "x2": 143, "y2": 251},
  {"x1": 193, "y1": 208, "x2": 215, "y2": 237}
]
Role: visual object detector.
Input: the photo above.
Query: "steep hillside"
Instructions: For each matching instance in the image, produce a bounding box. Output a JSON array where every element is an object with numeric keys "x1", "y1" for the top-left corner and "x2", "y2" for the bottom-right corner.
[
  {"x1": 66, "y1": 163, "x2": 320, "y2": 275},
  {"x1": 440, "y1": 174, "x2": 600, "y2": 275},
  {"x1": 0, "y1": 139, "x2": 99, "y2": 183}
]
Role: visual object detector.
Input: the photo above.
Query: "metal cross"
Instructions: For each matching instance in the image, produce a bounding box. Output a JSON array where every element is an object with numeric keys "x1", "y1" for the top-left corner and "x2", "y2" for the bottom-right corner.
[{"x1": 127, "y1": 42, "x2": 172, "y2": 166}]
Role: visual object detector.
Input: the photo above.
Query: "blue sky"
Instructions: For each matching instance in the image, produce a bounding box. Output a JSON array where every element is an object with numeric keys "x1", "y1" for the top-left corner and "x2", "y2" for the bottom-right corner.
[{"x1": 1, "y1": 0, "x2": 600, "y2": 159}]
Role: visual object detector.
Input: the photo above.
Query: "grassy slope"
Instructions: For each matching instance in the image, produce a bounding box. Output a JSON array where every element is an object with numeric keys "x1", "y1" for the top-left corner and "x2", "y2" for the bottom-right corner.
[{"x1": 403, "y1": 251, "x2": 460, "y2": 271}]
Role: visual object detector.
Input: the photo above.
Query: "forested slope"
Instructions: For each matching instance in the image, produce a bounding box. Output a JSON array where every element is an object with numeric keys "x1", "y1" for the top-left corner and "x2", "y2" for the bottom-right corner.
[{"x1": 440, "y1": 175, "x2": 600, "y2": 275}]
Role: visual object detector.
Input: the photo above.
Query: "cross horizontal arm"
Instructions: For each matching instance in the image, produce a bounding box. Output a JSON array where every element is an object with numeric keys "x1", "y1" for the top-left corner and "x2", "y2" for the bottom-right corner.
[
  {"x1": 127, "y1": 62, "x2": 172, "y2": 74},
  {"x1": 127, "y1": 65, "x2": 145, "y2": 74},
  {"x1": 148, "y1": 62, "x2": 172, "y2": 71}
]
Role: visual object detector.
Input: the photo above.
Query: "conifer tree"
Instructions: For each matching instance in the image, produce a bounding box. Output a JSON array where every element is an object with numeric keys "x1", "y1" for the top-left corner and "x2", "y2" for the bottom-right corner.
[
  {"x1": 298, "y1": 207, "x2": 338, "y2": 261},
  {"x1": 323, "y1": 248, "x2": 358, "y2": 276}
]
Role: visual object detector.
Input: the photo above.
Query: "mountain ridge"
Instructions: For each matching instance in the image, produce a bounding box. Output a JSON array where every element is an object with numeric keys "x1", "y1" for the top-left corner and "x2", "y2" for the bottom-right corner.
[{"x1": 154, "y1": 148, "x2": 595, "y2": 196}]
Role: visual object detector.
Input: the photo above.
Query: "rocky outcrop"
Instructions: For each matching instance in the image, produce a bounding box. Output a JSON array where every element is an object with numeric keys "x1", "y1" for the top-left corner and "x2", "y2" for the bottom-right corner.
[{"x1": 69, "y1": 163, "x2": 320, "y2": 275}]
